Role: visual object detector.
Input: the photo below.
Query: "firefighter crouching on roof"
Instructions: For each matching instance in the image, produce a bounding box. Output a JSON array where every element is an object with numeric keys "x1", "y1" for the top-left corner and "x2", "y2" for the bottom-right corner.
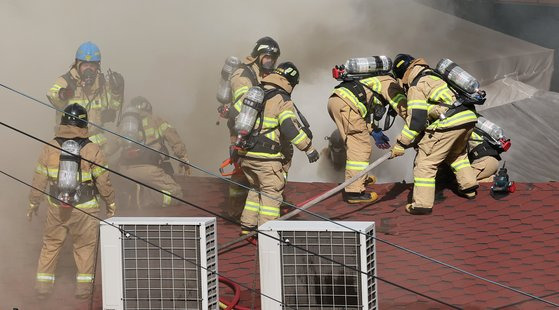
[
  {"x1": 117, "y1": 96, "x2": 189, "y2": 208},
  {"x1": 235, "y1": 62, "x2": 319, "y2": 234},
  {"x1": 468, "y1": 116, "x2": 510, "y2": 182},
  {"x1": 390, "y1": 54, "x2": 480, "y2": 215},
  {"x1": 219, "y1": 37, "x2": 281, "y2": 220},
  {"x1": 328, "y1": 56, "x2": 408, "y2": 204},
  {"x1": 27, "y1": 104, "x2": 116, "y2": 299},
  {"x1": 46, "y1": 41, "x2": 124, "y2": 149}
]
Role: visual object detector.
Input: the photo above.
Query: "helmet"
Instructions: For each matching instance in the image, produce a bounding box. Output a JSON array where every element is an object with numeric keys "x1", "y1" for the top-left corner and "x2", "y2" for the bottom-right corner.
[
  {"x1": 130, "y1": 96, "x2": 152, "y2": 113},
  {"x1": 61, "y1": 104, "x2": 88, "y2": 128},
  {"x1": 250, "y1": 36, "x2": 280, "y2": 59},
  {"x1": 274, "y1": 62, "x2": 300, "y2": 86},
  {"x1": 75, "y1": 41, "x2": 101, "y2": 62},
  {"x1": 393, "y1": 54, "x2": 415, "y2": 79}
]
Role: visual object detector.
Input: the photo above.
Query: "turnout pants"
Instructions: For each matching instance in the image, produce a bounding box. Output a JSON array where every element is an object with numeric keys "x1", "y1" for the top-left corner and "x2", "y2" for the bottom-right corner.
[
  {"x1": 120, "y1": 164, "x2": 183, "y2": 208},
  {"x1": 36, "y1": 206, "x2": 99, "y2": 297},
  {"x1": 471, "y1": 156, "x2": 499, "y2": 183},
  {"x1": 327, "y1": 96, "x2": 372, "y2": 193},
  {"x1": 240, "y1": 158, "x2": 286, "y2": 232},
  {"x1": 226, "y1": 145, "x2": 292, "y2": 221},
  {"x1": 413, "y1": 126, "x2": 478, "y2": 209}
]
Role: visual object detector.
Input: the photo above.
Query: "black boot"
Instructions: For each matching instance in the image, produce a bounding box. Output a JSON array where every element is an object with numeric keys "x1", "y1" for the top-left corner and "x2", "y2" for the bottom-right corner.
[{"x1": 343, "y1": 191, "x2": 378, "y2": 204}]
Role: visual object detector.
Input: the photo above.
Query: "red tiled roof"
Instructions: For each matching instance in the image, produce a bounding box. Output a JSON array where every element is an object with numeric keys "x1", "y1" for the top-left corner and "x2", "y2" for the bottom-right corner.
[{"x1": 5, "y1": 177, "x2": 559, "y2": 309}]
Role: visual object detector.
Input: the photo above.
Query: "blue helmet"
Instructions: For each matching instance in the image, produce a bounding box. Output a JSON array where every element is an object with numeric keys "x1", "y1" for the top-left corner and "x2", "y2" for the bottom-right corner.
[{"x1": 75, "y1": 41, "x2": 101, "y2": 62}]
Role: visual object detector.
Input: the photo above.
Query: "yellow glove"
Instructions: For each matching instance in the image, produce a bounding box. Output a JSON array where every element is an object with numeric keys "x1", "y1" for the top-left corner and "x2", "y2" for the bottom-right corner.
[
  {"x1": 106, "y1": 202, "x2": 116, "y2": 217},
  {"x1": 27, "y1": 203, "x2": 39, "y2": 222},
  {"x1": 178, "y1": 157, "x2": 191, "y2": 176},
  {"x1": 390, "y1": 142, "x2": 406, "y2": 159}
]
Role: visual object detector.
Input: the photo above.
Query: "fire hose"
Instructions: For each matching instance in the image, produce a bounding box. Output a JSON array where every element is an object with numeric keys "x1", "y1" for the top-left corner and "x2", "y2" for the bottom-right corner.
[{"x1": 218, "y1": 276, "x2": 251, "y2": 310}]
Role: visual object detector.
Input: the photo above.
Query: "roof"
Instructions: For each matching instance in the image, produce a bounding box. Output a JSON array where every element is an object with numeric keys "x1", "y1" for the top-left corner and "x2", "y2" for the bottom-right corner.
[{"x1": 4, "y1": 176, "x2": 558, "y2": 309}]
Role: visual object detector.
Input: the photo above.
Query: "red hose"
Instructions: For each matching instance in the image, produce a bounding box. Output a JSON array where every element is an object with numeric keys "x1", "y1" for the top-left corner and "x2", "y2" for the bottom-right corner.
[{"x1": 219, "y1": 276, "x2": 246, "y2": 310}]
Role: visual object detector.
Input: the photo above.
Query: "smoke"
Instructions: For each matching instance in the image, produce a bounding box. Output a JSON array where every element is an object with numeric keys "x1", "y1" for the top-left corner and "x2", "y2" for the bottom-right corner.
[{"x1": 0, "y1": 0, "x2": 553, "y2": 306}]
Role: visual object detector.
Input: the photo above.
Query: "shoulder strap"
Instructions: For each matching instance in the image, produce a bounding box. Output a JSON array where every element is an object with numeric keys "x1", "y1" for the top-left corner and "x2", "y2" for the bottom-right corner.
[
  {"x1": 54, "y1": 137, "x2": 66, "y2": 146},
  {"x1": 359, "y1": 81, "x2": 389, "y2": 107},
  {"x1": 239, "y1": 63, "x2": 259, "y2": 86},
  {"x1": 335, "y1": 80, "x2": 368, "y2": 106},
  {"x1": 263, "y1": 87, "x2": 290, "y2": 102},
  {"x1": 410, "y1": 67, "x2": 438, "y2": 88},
  {"x1": 77, "y1": 137, "x2": 91, "y2": 149}
]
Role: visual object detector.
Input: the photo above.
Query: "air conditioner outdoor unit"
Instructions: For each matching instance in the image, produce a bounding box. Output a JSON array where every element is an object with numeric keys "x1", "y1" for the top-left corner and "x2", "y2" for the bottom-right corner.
[
  {"x1": 100, "y1": 217, "x2": 218, "y2": 310},
  {"x1": 259, "y1": 220, "x2": 377, "y2": 310}
]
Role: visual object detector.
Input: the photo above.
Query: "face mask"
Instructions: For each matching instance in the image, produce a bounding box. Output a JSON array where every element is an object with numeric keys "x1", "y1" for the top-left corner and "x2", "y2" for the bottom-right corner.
[
  {"x1": 260, "y1": 56, "x2": 276, "y2": 74},
  {"x1": 81, "y1": 68, "x2": 97, "y2": 86}
]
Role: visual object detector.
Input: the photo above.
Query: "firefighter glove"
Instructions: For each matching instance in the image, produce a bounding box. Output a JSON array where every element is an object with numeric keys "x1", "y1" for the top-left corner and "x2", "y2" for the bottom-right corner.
[
  {"x1": 371, "y1": 128, "x2": 391, "y2": 149},
  {"x1": 306, "y1": 147, "x2": 319, "y2": 163},
  {"x1": 390, "y1": 142, "x2": 406, "y2": 159},
  {"x1": 179, "y1": 157, "x2": 191, "y2": 176},
  {"x1": 27, "y1": 203, "x2": 39, "y2": 222},
  {"x1": 109, "y1": 71, "x2": 125, "y2": 95},
  {"x1": 106, "y1": 202, "x2": 116, "y2": 217},
  {"x1": 58, "y1": 87, "x2": 74, "y2": 101}
]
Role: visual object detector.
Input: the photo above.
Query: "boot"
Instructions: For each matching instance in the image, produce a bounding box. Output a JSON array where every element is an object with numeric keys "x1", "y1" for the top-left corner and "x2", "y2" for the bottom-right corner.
[
  {"x1": 405, "y1": 203, "x2": 432, "y2": 215},
  {"x1": 75, "y1": 283, "x2": 93, "y2": 299},
  {"x1": 35, "y1": 281, "x2": 53, "y2": 300},
  {"x1": 343, "y1": 191, "x2": 379, "y2": 204},
  {"x1": 364, "y1": 175, "x2": 377, "y2": 187}
]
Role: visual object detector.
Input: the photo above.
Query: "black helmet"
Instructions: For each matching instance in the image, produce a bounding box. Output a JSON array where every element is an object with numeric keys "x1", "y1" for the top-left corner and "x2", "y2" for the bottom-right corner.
[
  {"x1": 274, "y1": 62, "x2": 300, "y2": 86},
  {"x1": 130, "y1": 96, "x2": 152, "y2": 113},
  {"x1": 60, "y1": 103, "x2": 88, "y2": 128},
  {"x1": 251, "y1": 36, "x2": 280, "y2": 59},
  {"x1": 393, "y1": 54, "x2": 415, "y2": 79}
]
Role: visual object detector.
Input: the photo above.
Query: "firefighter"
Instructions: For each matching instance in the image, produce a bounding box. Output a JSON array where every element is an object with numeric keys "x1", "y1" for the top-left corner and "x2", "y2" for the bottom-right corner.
[
  {"x1": 468, "y1": 118, "x2": 510, "y2": 182},
  {"x1": 47, "y1": 41, "x2": 124, "y2": 148},
  {"x1": 117, "y1": 96, "x2": 189, "y2": 208},
  {"x1": 238, "y1": 62, "x2": 319, "y2": 234},
  {"x1": 224, "y1": 36, "x2": 282, "y2": 221},
  {"x1": 327, "y1": 61, "x2": 407, "y2": 203},
  {"x1": 391, "y1": 54, "x2": 479, "y2": 215},
  {"x1": 27, "y1": 104, "x2": 116, "y2": 299}
]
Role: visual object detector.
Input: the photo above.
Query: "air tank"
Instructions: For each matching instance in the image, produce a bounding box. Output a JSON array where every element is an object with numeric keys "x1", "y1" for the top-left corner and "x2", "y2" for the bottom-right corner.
[
  {"x1": 435, "y1": 58, "x2": 480, "y2": 94},
  {"x1": 119, "y1": 108, "x2": 143, "y2": 144},
  {"x1": 217, "y1": 56, "x2": 241, "y2": 104},
  {"x1": 476, "y1": 117, "x2": 504, "y2": 142},
  {"x1": 57, "y1": 140, "x2": 81, "y2": 203},
  {"x1": 344, "y1": 56, "x2": 392, "y2": 74},
  {"x1": 234, "y1": 86, "x2": 266, "y2": 137}
]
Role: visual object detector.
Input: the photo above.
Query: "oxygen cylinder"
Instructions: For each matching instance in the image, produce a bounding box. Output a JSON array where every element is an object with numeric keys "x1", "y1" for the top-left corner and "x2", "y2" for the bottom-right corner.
[
  {"x1": 57, "y1": 140, "x2": 81, "y2": 204},
  {"x1": 119, "y1": 108, "x2": 143, "y2": 144},
  {"x1": 234, "y1": 86, "x2": 265, "y2": 137},
  {"x1": 476, "y1": 117, "x2": 504, "y2": 142},
  {"x1": 435, "y1": 58, "x2": 480, "y2": 94},
  {"x1": 344, "y1": 56, "x2": 392, "y2": 74},
  {"x1": 217, "y1": 56, "x2": 241, "y2": 104}
]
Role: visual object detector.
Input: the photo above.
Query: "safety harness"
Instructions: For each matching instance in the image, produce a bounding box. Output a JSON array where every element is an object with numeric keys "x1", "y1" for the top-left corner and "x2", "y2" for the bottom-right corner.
[
  {"x1": 409, "y1": 68, "x2": 480, "y2": 120},
  {"x1": 334, "y1": 79, "x2": 397, "y2": 130},
  {"x1": 469, "y1": 128, "x2": 503, "y2": 161},
  {"x1": 119, "y1": 112, "x2": 172, "y2": 173},
  {"x1": 242, "y1": 87, "x2": 312, "y2": 155}
]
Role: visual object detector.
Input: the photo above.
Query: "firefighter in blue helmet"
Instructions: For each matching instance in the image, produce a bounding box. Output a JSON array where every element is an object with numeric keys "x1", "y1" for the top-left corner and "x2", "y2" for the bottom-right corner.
[{"x1": 47, "y1": 41, "x2": 125, "y2": 149}]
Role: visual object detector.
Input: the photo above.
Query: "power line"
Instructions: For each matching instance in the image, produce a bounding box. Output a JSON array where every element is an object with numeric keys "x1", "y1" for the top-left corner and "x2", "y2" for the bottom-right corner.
[
  {"x1": 0, "y1": 169, "x2": 292, "y2": 309},
  {"x1": 2, "y1": 84, "x2": 557, "y2": 307},
  {"x1": 0, "y1": 121, "x2": 462, "y2": 309}
]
